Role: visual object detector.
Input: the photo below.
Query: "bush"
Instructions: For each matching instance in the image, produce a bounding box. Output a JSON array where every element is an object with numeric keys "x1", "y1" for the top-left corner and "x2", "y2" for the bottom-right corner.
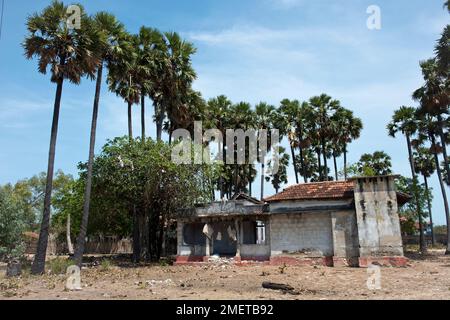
[
  {"x1": 47, "y1": 257, "x2": 75, "y2": 275},
  {"x1": 0, "y1": 186, "x2": 27, "y2": 263}
]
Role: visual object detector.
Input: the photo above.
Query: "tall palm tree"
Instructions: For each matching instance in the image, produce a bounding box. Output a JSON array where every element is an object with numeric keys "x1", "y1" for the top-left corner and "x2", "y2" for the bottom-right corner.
[
  {"x1": 309, "y1": 94, "x2": 341, "y2": 181},
  {"x1": 413, "y1": 59, "x2": 450, "y2": 184},
  {"x1": 207, "y1": 96, "x2": 233, "y2": 198},
  {"x1": 73, "y1": 12, "x2": 129, "y2": 266},
  {"x1": 387, "y1": 106, "x2": 427, "y2": 253},
  {"x1": 108, "y1": 35, "x2": 141, "y2": 141},
  {"x1": 414, "y1": 147, "x2": 436, "y2": 245},
  {"x1": 156, "y1": 32, "x2": 196, "y2": 141},
  {"x1": 228, "y1": 102, "x2": 255, "y2": 195},
  {"x1": 24, "y1": 1, "x2": 98, "y2": 275},
  {"x1": 333, "y1": 108, "x2": 363, "y2": 180},
  {"x1": 417, "y1": 114, "x2": 450, "y2": 254},
  {"x1": 279, "y1": 99, "x2": 300, "y2": 184},
  {"x1": 255, "y1": 102, "x2": 276, "y2": 199},
  {"x1": 266, "y1": 147, "x2": 290, "y2": 194},
  {"x1": 137, "y1": 27, "x2": 165, "y2": 141}
]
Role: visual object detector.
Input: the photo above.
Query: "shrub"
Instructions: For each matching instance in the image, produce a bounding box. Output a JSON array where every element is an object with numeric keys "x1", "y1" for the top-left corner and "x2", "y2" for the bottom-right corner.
[
  {"x1": 0, "y1": 186, "x2": 27, "y2": 263},
  {"x1": 47, "y1": 257, "x2": 75, "y2": 275}
]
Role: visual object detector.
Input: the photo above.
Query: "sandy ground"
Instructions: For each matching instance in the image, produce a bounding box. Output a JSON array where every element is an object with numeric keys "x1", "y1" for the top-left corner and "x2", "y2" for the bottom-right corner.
[{"x1": 1, "y1": 250, "x2": 450, "y2": 300}]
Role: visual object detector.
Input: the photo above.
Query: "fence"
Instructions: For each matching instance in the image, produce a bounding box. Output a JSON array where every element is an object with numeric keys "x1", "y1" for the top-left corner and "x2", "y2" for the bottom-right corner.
[
  {"x1": 402, "y1": 234, "x2": 448, "y2": 246},
  {"x1": 25, "y1": 235, "x2": 132, "y2": 255}
]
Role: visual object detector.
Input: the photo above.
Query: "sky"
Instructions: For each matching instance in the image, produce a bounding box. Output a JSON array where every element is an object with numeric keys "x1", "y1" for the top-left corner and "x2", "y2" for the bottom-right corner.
[{"x1": 0, "y1": 0, "x2": 449, "y2": 224}]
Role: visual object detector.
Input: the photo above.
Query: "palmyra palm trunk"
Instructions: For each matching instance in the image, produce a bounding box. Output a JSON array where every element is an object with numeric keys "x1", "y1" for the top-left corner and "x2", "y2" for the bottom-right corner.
[
  {"x1": 431, "y1": 134, "x2": 450, "y2": 254},
  {"x1": 289, "y1": 142, "x2": 299, "y2": 184},
  {"x1": 316, "y1": 150, "x2": 322, "y2": 181},
  {"x1": 406, "y1": 135, "x2": 427, "y2": 253},
  {"x1": 141, "y1": 94, "x2": 145, "y2": 141},
  {"x1": 423, "y1": 175, "x2": 435, "y2": 246},
  {"x1": 128, "y1": 101, "x2": 133, "y2": 140},
  {"x1": 260, "y1": 161, "x2": 265, "y2": 200},
  {"x1": 74, "y1": 64, "x2": 103, "y2": 267},
  {"x1": 31, "y1": 77, "x2": 64, "y2": 275},
  {"x1": 155, "y1": 104, "x2": 163, "y2": 141},
  {"x1": 343, "y1": 146, "x2": 348, "y2": 180},
  {"x1": 321, "y1": 139, "x2": 328, "y2": 181},
  {"x1": 333, "y1": 151, "x2": 338, "y2": 181},
  {"x1": 296, "y1": 126, "x2": 307, "y2": 183},
  {"x1": 437, "y1": 115, "x2": 450, "y2": 184}
]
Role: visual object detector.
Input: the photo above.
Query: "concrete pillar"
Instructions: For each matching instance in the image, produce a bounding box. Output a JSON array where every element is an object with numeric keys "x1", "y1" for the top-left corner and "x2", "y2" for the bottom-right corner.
[
  {"x1": 205, "y1": 223, "x2": 211, "y2": 257},
  {"x1": 235, "y1": 219, "x2": 242, "y2": 258},
  {"x1": 177, "y1": 221, "x2": 184, "y2": 256},
  {"x1": 352, "y1": 176, "x2": 404, "y2": 258}
]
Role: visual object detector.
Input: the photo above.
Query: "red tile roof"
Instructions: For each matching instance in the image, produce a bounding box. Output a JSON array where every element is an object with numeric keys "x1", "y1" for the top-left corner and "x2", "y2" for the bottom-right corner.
[{"x1": 264, "y1": 181, "x2": 355, "y2": 202}]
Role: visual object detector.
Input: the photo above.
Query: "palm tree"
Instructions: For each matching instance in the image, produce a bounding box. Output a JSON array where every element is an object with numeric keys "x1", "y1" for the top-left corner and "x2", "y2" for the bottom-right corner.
[
  {"x1": 255, "y1": 102, "x2": 276, "y2": 199},
  {"x1": 413, "y1": 59, "x2": 450, "y2": 184},
  {"x1": 357, "y1": 151, "x2": 393, "y2": 176},
  {"x1": 156, "y1": 32, "x2": 197, "y2": 141},
  {"x1": 308, "y1": 94, "x2": 341, "y2": 181},
  {"x1": 137, "y1": 27, "x2": 165, "y2": 140},
  {"x1": 279, "y1": 99, "x2": 300, "y2": 184},
  {"x1": 416, "y1": 114, "x2": 450, "y2": 254},
  {"x1": 266, "y1": 147, "x2": 290, "y2": 194},
  {"x1": 108, "y1": 34, "x2": 141, "y2": 141},
  {"x1": 296, "y1": 102, "x2": 315, "y2": 183},
  {"x1": 228, "y1": 102, "x2": 255, "y2": 194},
  {"x1": 207, "y1": 96, "x2": 233, "y2": 198},
  {"x1": 387, "y1": 106, "x2": 427, "y2": 253},
  {"x1": 332, "y1": 108, "x2": 363, "y2": 180},
  {"x1": 24, "y1": 1, "x2": 98, "y2": 275},
  {"x1": 414, "y1": 147, "x2": 436, "y2": 246},
  {"x1": 73, "y1": 12, "x2": 129, "y2": 266}
]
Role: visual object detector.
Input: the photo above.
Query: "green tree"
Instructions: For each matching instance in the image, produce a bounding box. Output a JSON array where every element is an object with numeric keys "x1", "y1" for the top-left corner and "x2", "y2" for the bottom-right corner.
[
  {"x1": 23, "y1": 1, "x2": 98, "y2": 274},
  {"x1": 349, "y1": 151, "x2": 393, "y2": 177},
  {"x1": 76, "y1": 136, "x2": 216, "y2": 262},
  {"x1": 0, "y1": 186, "x2": 27, "y2": 263},
  {"x1": 396, "y1": 176, "x2": 431, "y2": 238}
]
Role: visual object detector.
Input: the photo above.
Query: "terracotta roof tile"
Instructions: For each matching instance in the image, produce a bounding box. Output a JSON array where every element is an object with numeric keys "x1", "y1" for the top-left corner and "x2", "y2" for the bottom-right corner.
[{"x1": 264, "y1": 181, "x2": 355, "y2": 202}]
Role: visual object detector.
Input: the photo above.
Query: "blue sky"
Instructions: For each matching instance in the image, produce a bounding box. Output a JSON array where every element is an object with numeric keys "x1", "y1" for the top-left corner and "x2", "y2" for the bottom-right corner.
[{"x1": 0, "y1": 0, "x2": 449, "y2": 224}]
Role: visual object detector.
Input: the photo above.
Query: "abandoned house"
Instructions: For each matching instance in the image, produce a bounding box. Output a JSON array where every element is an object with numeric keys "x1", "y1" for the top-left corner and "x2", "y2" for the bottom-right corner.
[{"x1": 175, "y1": 175, "x2": 410, "y2": 267}]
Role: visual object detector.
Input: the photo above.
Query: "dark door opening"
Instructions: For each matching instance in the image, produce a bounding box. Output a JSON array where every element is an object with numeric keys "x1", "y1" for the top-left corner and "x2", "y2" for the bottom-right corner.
[{"x1": 211, "y1": 222, "x2": 237, "y2": 257}]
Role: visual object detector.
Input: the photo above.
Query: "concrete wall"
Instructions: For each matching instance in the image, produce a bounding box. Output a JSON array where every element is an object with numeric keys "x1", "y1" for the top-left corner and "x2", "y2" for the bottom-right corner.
[
  {"x1": 270, "y1": 212, "x2": 334, "y2": 256},
  {"x1": 240, "y1": 245, "x2": 271, "y2": 258},
  {"x1": 353, "y1": 176, "x2": 404, "y2": 257},
  {"x1": 331, "y1": 210, "x2": 360, "y2": 260}
]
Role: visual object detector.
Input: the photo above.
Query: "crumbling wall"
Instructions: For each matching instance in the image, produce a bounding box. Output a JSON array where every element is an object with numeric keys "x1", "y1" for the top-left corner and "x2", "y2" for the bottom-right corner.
[
  {"x1": 270, "y1": 212, "x2": 333, "y2": 257},
  {"x1": 353, "y1": 176, "x2": 404, "y2": 257}
]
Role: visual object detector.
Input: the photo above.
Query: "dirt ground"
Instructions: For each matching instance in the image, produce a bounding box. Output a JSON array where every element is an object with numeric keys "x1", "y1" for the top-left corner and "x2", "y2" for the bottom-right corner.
[{"x1": 1, "y1": 249, "x2": 450, "y2": 300}]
